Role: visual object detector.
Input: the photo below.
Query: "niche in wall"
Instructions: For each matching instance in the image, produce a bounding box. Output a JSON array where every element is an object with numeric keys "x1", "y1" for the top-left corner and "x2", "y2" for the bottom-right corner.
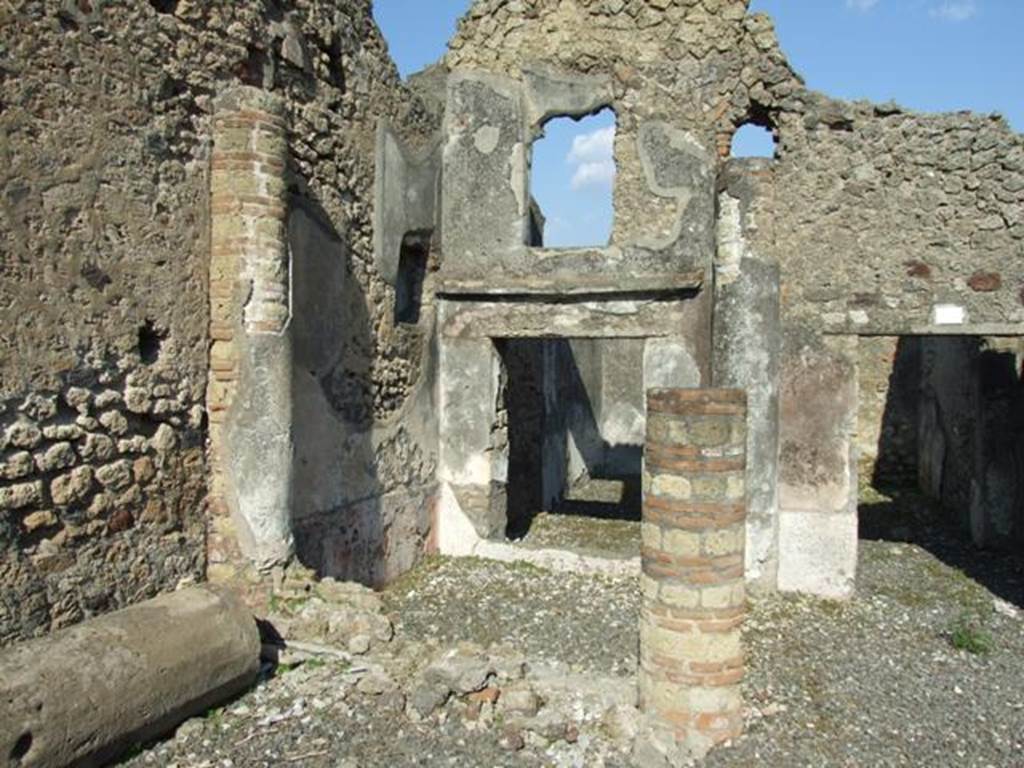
[{"x1": 394, "y1": 231, "x2": 430, "y2": 325}]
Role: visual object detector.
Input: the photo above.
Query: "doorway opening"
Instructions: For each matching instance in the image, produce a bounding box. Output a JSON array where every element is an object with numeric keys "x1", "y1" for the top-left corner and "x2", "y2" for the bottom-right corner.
[
  {"x1": 857, "y1": 333, "x2": 1024, "y2": 607},
  {"x1": 495, "y1": 338, "x2": 643, "y2": 555}
]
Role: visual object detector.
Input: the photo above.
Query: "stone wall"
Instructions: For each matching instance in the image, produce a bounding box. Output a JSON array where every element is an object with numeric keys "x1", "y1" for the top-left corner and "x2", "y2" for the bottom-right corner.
[
  {"x1": 856, "y1": 336, "x2": 921, "y2": 487},
  {"x1": 445, "y1": 0, "x2": 799, "y2": 264},
  {"x1": 0, "y1": 0, "x2": 437, "y2": 643},
  {"x1": 4, "y1": 0, "x2": 1022, "y2": 636},
  {"x1": 771, "y1": 104, "x2": 1024, "y2": 334}
]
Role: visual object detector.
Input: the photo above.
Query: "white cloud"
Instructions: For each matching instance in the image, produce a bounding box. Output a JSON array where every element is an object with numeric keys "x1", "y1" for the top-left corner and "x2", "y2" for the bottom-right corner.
[
  {"x1": 567, "y1": 124, "x2": 615, "y2": 164},
  {"x1": 930, "y1": 1, "x2": 977, "y2": 21},
  {"x1": 566, "y1": 124, "x2": 615, "y2": 190},
  {"x1": 570, "y1": 160, "x2": 616, "y2": 190},
  {"x1": 845, "y1": 0, "x2": 880, "y2": 11}
]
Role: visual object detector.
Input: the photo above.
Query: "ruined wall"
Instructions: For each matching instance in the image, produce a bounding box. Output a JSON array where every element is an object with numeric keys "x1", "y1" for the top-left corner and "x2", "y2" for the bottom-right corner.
[
  {"x1": 443, "y1": 0, "x2": 1023, "y2": 595},
  {"x1": 0, "y1": 0, "x2": 437, "y2": 643},
  {"x1": 445, "y1": 0, "x2": 799, "y2": 256},
  {"x1": 770, "y1": 103, "x2": 1024, "y2": 333},
  {"x1": 742, "y1": 66, "x2": 1023, "y2": 584}
]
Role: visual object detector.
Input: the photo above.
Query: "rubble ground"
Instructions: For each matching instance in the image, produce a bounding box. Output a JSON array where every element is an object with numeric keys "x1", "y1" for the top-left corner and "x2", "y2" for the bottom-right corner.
[{"x1": 124, "y1": 489, "x2": 1023, "y2": 767}]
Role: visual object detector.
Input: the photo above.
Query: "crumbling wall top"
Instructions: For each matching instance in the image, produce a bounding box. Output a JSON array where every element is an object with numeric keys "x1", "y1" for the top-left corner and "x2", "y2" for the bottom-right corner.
[{"x1": 445, "y1": 0, "x2": 802, "y2": 150}]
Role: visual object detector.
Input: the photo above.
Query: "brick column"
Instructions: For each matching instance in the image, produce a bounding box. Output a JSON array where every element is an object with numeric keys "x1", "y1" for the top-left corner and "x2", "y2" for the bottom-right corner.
[
  {"x1": 206, "y1": 87, "x2": 290, "y2": 583},
  {"x1": 640, "y1": 388, "x2": 747, "y2": 759}
]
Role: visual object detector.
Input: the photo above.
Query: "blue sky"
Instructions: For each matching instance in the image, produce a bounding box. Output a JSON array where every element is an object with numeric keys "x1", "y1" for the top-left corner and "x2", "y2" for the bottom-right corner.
[{"x1": 373, "y1": 0, "x2": 1023, "y2": 247}]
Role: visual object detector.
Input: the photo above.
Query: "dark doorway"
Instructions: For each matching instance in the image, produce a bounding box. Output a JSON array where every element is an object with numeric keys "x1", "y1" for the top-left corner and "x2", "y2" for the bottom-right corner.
[
  {"x1": 497, "y1": 338, "x2": 642, "y2": 541},
  {"x1": 858, "y1": 334, "x2": 1024, "y2": 608}
]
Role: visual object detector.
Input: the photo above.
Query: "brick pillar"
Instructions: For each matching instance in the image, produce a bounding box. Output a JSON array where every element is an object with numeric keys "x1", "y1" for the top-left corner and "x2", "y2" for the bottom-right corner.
[
  {"x1": 206, "y1": 86, "x2": 290, "y2": 583},
  {"x1": 640, "y1": 388, "x2": 747, "y2": 759}
]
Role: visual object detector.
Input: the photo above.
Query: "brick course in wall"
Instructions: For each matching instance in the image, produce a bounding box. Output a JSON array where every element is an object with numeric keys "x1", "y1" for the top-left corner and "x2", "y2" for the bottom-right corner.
[
  {"x1": 640, "y1": 388, "x2": 747, "y2": 759},
  {"x1": 206, "y1": 88, "x2": 289, "y2": 587}
]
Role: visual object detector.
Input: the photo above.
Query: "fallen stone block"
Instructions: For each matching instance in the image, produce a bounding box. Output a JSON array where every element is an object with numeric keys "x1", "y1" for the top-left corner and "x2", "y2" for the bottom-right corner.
[
  {"x1": 423, "y1": 645, "x2": 493, "y2": 694},
  {"x1": 0, "y1": 585, "x2": 260, "y2": 768}
]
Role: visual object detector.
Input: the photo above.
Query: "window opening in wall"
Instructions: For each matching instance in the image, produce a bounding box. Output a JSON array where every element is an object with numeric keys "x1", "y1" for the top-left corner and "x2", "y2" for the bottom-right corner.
[
  {"x1": 496, "y1": 337, "x2": 642, "y2": 557},
  {"x1": 394, "y1": 231, "x2": 430, "y2": 325},
  {"x1": 730, "y1": 123, "x2": 776, "y2": 158},
  {"x1": 529, "y1": 108, "x2": 616, "y2": 248}
]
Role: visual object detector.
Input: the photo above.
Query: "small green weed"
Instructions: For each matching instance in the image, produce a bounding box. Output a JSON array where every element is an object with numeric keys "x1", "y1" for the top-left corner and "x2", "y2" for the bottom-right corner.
[
  {"x1": 268, "y1": 593, "x2": 311, "y2": 615},
  {"x1": 948, "y1": 612, "x2": 994, "y2": 655},
  {"x1": 203, "y1": 706, "x2": 224, "y2": 728}
]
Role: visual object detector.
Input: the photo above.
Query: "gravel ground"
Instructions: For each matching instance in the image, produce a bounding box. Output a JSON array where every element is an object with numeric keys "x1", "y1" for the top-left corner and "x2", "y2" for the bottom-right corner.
[
  {"x1": 707, "y1": 539, "x2": 1024, "y2": 768},
  {"x1": 121, "y1": 657, "x2": 541, "y2": 768},
  {"x1": 506, "y1": 513, "x2": 641, "y2": 563},
  {"x1": 510, "y1": 478, "x2": 642, "y2": 560},
  {"x1": 125, "y1": 488, "x2": 1023, "y2": 768},
  {"x1": 384, "y1": 556, "x2": 640, "y2": 677}
]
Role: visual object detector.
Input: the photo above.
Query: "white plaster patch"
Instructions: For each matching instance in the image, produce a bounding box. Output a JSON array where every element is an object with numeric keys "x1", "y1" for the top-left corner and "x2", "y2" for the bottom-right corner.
[
  {"x1": 566, "y1": 429, "x2": 587, "y2": 486},
  {"x1": 933, "y1": 303, "x2": 966, "y2": 325},
  {"x1": 778, "y1": 471, "x2": 852, "y2": 515},
  {"x1": 744, "y1": 514, "x2": 778, "y2": 591},
  {"x1": 643, "y1": 339, "x2": 701, "y2": 392},
  {"x1": 509, "y1": 141, "x2": 527, "y2": 215},
  {"x1": 602, "y1": 401, "x2": 645, "y2": 446},
  {"x1": 473, "y1": 540, "x2": 640, "y2": 577},
  {"x1": 473, "y1": 124, "x2": 500, "y2": 155},
  {"x1": 439, "y1": 452, "x2": 492, "y2": 486},
  {"x1": 584, "y1": 300, "x2": 641, "y2": 316},
  {"x1": 436, "y1": 482, "x2": 484, "y2": 557},
  {"x1": 777, "y1": 510, "x2": 857, "y2": 599},
  {"x1": 715, "y1": 193, "x2": 743, "y2": 286}
]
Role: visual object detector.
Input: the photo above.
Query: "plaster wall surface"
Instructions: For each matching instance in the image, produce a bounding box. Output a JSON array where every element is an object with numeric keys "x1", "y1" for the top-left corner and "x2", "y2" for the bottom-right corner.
[
  {"x1": 776, "y1": 333, "x2": 859, "y2": 599},
  {"x1": 714, "y1": 159, "x2": 781, "y2": 593}
]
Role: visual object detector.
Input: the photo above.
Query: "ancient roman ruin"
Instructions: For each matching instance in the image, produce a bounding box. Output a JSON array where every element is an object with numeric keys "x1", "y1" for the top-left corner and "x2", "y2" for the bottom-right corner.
[{"x1": 1, "y1": 0, "x2": 1022, "y2": 764}]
